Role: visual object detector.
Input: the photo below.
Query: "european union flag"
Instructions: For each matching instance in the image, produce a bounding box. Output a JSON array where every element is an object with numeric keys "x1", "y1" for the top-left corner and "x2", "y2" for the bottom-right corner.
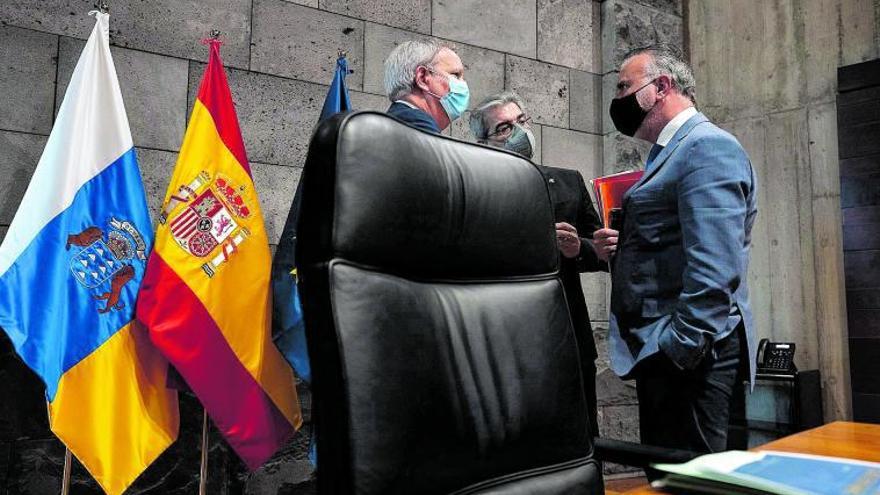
[
  {"x1": 273, "y1": 55, "x2": 352, "y2": 384},
  {"x1": 320, "y1": 55, "x2": 353, "y2": 121}
]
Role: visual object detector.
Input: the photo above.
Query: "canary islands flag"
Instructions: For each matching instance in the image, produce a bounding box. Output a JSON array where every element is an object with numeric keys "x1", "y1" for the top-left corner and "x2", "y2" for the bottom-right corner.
[
  {"x1": 0, "y1": 12, "x2": 178, "y2": 495},
  {"x1": 136, "y1": 38, "x2": 302, "y2": 470}
]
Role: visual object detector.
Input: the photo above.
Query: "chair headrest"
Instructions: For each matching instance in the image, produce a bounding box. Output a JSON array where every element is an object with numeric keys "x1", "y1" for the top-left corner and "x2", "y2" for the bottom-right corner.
[{"x1": 298, "y1": 111, "x2": 558, "y2": 280}]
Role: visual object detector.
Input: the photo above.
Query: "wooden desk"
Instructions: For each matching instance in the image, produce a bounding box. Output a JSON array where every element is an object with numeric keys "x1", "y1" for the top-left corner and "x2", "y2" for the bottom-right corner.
[
  {"x1": 622, "y1": 421, "x2": 880, "y2": 494},
  {"x1": 754, "y1": 421, "x2": 880, "y2": 462}
]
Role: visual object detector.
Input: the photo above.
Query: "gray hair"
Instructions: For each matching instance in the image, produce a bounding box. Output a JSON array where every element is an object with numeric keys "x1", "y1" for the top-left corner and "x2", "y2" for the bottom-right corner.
[
  {"x1": 383, "y1": 39, "x2": 454, "y2": 101},
  {"x1": 624, "y1": 43, "x2": 697, "y2": 104},
  {"x1": 468, "y1": 91, "x2": 526, "y2": 141}
]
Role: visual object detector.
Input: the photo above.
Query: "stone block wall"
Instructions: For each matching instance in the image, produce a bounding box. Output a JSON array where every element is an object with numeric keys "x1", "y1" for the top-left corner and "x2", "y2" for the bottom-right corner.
[
  {"x1": 688, "y1": 0, "x2": 880, "y2": 423},
  {"x1": 0, "y1": 0, "x2": 653, "y2": 492}
]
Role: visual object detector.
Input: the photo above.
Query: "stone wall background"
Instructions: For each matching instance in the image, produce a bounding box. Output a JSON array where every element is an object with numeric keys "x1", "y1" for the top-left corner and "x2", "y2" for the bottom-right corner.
[
  {"x1": 0, "y1": 0, "x2": 683, "y2": 492},
  {"x1": 687, "y1": 0, "x2": 880, "y2": 423}
]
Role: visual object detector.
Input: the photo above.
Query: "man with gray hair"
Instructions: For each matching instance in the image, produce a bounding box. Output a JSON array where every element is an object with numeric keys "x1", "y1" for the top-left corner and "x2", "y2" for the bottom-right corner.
[
  {"x1": 594, "y1": 44, "x2": 757, "y2": 472},
  {"x1": 469, "y1": 91, "x2": 535, "y2": 156},
  {"x1": 470, "y1": 91, "x2": 606, "y2": 440},
  {"x1": 384, "y1": 40, "x2": 468, "y2": 133}
]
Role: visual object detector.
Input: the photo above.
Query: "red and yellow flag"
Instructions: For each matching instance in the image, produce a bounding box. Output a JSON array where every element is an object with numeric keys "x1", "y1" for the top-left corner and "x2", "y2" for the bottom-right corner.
[{"x1": 136, "y1": 39, "x2": 301, "y2": 469}]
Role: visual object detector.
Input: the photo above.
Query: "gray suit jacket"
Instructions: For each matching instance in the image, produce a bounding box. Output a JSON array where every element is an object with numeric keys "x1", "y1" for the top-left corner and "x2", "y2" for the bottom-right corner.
[{"x1": 608, "y1": 112, "x2": 758, "y2": 382}]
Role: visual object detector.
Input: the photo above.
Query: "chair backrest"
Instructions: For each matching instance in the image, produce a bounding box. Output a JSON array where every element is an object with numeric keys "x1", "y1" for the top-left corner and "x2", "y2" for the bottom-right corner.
[{"x1": 296, "y1": 111, "x2": 600, "y2": 495}]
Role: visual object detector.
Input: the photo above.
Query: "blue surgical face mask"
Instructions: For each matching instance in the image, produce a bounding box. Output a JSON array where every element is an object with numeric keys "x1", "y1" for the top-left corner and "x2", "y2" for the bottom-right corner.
[{"x1": 425, "y1": 68, "x2": 470, "y2": 122}]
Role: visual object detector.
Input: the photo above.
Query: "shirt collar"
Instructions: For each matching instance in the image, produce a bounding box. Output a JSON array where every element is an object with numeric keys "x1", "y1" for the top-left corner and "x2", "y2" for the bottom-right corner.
[
  {"x1": 655, "y1": 106, "x2": 698, "y2": 147},
  {"x1": 394, "y1": 99, "x2": 419, "y2": 110}
]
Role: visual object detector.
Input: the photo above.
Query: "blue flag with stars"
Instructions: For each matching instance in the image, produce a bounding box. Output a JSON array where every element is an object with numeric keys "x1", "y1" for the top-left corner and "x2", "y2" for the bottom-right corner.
[
  {"x1": 272, "y1": 55, "x2": 351, "y2": 385},
  {"x1": 272, "y1": 54, "x2": 352, "y2": 467}
]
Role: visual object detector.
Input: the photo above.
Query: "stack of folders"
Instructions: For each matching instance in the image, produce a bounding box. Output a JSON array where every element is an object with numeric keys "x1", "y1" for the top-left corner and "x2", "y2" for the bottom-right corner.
[
  {"x1": 589, "y1": 170, "x2": 643, "y2": 228},
  {"x1": 652, "y1": 450, "x2": 880, "y2": 495}
]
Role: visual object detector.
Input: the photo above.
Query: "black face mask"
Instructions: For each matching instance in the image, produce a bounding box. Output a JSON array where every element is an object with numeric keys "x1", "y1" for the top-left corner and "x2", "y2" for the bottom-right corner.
[{"x1": 609, "y1": 80, "x2": 656, "y2": 137}]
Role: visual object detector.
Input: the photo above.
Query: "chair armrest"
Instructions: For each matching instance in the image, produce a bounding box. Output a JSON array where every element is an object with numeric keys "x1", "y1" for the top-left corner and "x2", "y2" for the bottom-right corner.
[{"x1": 593, "y1": 437, "x2": 700, "y2": 468}]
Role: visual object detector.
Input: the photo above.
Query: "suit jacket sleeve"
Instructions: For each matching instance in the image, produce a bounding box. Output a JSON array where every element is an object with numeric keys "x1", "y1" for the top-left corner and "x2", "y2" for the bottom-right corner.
[
  {"x1": 573, "y1": 171, "x2": 608, "y2": 273},
  {"x1": 657, "y1": 134, "x2": 753, "y2": 370}
]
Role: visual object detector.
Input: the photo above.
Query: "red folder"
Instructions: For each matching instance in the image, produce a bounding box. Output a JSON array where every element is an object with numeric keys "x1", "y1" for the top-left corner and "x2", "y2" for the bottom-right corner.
[{"x1": 590, "y1": 170, "x2": 644, "y2": 228}]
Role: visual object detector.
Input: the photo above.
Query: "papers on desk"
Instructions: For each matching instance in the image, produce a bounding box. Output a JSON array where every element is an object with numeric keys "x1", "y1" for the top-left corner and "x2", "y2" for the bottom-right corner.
[
  {"x1": 589, "y1": 170, "x2": 643, "y2": 228},
  {"x1": 652, "y1": 450, "x2": 880, "y2": 495}
]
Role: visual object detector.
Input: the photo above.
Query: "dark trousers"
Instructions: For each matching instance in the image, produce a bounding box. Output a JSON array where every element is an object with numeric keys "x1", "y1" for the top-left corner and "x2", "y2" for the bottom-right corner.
[
  {"x1": 635, "y1": 324, "x2": 747, "y2": 480},
  {"x1": 583, "y1": 361, "x2": 599, "y2": 440}
]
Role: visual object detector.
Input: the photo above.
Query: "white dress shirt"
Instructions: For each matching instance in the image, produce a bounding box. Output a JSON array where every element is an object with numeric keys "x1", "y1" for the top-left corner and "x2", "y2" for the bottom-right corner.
[{"x1": 655, "y1": 106, "x2": 698, "y2": 146}]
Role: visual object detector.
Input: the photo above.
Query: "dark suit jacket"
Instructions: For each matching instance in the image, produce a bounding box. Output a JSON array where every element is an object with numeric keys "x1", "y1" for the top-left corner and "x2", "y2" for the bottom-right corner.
[
  {"x1": 538, "y1": 165, "x2": 606, "y2": 361},
  {"x1": 609, "y1": 112, "x2": 758, "y2": 381},
  {"x1": 386, "y1": 101, "x2": 440, "y2": 134}
]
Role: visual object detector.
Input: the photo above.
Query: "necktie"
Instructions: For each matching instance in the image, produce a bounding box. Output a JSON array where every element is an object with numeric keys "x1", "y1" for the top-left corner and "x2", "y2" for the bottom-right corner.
[{"x1": 644, "y1": 144, "x2": 663, "y2": 173}]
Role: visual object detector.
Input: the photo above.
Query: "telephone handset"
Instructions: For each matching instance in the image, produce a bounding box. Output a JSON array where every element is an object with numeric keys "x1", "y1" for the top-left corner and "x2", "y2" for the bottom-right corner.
[{"x1": 757, "y1": 338, "x2": 797, "y2": 374}]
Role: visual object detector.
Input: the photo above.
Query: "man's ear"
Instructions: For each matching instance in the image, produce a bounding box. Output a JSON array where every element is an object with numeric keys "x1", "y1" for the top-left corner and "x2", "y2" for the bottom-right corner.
[
  {"x1": 655, "y1": 74, "x2": 673, "y2": 97},
  {"x1": 414, "y1": 66, "x2": 431, "y2": 92}
]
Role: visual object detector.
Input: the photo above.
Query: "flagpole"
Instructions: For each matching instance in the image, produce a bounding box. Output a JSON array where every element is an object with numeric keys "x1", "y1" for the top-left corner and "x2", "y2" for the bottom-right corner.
[
  {"x1": 61, "y1": 448, "x2": 72, "y2": 495},
  {"x1": 199, "y1": 409, "x2": 209, "y2": 495},
  {"x1": 197, "y1": 33, "x2": 218, "y2": 493}
]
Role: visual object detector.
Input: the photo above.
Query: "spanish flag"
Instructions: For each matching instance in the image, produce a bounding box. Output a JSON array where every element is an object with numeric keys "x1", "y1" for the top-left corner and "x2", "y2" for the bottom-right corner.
[{"x1": 136, "y1": 38, "x2": 301, "y2": 469}]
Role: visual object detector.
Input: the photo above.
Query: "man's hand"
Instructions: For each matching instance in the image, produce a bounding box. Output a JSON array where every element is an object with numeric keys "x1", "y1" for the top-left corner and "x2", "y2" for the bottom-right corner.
[
  {"x1": 555, "y1": 222, "x2": 581, "y2": 258},
  {"x1": 593, "y1": 228, "x2": 619, "y2": 262}
]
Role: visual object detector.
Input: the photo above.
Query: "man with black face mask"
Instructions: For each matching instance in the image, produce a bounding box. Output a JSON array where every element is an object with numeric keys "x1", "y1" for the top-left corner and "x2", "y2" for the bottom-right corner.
[
  {"x1": 593, "y1": 44, "x2": 757, "y2": 475},
  {"x1": 470, "y1": 91, "x2": 606, "y2": 441}
]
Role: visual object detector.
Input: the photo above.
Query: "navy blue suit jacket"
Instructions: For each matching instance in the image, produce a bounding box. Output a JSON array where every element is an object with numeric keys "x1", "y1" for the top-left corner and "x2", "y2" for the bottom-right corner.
[
  {"x1": 609, "y1": 112, "x2": 758, "y2": 382},
  {"x1": 386, "y1": 101, "x2": 440, "y2": 134}
]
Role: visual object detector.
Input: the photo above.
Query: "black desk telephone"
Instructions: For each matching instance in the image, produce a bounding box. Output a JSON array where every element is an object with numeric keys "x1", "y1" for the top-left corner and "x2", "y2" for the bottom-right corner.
[{"x1": 757, "y1": 338, "x2": 797, "y2": 374}]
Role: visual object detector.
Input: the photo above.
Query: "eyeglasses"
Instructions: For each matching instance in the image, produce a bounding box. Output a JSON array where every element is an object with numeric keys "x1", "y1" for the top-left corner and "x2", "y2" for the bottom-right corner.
[
  {"x1": 486, "y1": 115, "x2": 532, "y2": 139},
  {"x1": 423, "y1": 65, "x2": 465, "y2": 81}
]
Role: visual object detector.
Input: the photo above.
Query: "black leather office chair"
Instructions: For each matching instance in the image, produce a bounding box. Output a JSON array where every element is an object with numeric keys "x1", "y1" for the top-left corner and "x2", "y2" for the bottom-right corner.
[{"x1": 295, "y1": 112, "x2": 691, "y2": 494}]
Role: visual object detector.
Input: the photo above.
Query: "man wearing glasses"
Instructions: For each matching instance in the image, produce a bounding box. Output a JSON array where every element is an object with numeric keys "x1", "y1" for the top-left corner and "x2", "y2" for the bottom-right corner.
[
  {"x1": 470, "y1": 91, "x2": 606, "y2": 440},
  {"x1": 384, "y1": 39, "x2": 469, "y2": 133}
]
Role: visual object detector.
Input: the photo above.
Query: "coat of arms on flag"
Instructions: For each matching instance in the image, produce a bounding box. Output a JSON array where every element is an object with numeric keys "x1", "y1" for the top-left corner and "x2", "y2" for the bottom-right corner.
[
  {"x1": 67, "y1": 217, "x2": 147, "y2": 313},
  {"x1": 162, "y1": 171, "x2": 254, "y2": 276}
]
